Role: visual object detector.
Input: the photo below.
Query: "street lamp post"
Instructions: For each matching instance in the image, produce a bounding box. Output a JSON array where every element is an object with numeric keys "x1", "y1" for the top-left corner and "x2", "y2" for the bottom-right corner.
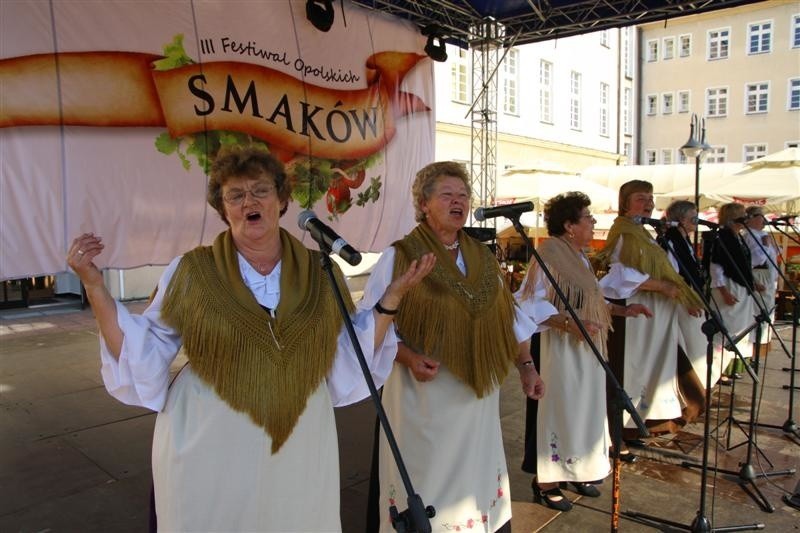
[{"x1": 680, "y1": 113, "x2": 711, "y2": 249}]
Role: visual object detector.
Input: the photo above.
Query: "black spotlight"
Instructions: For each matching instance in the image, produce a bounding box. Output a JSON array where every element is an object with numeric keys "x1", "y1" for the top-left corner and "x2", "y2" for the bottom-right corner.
[
  {"x1": 306, "y1": 0, "x2": 334, "y2": 32},
  {"x1": 421, "y1": 25, "x2": 448, "y2": 62}
]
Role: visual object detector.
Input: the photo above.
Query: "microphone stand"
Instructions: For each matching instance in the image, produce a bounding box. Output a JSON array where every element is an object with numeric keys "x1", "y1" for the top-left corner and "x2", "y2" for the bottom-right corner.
[
  {"x1": 768, "y1": 220, "x2": 800, "y2": 247},
  {"x1": 624, "y1": 225, "x2": 764, "y2": 532},
  {"x1": 691, "y1": 227, "x2": 795, "y2": 513},
  {"x1": 739, "y1": 224, "x2": 800, "y2": 440},
  {"x1": 316, "y1": 250, "x2": 434, "y2": 532},
  {"x1": 508, "y1": 216, "x2": 648, "y2": 533}
]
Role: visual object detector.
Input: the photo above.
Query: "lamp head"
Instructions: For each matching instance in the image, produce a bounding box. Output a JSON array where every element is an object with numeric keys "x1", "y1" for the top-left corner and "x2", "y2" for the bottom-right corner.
[{"x1": 422, "y1": 25, "x2": 448, "y2": 62}]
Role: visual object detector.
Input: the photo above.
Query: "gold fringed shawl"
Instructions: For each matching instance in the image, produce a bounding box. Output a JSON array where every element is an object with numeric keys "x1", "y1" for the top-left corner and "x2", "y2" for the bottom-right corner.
[
  {"x1": 596, "y1": 216, "x2": 703, "y2": 309},
  {"x1": 393, "y1": 223, "x2": 518, "y2": 397},
  {"x1": 160, "y1": 229, "x2": 354, "y2": 454},
  {"x1": 521, "y1": 237, "x2": 613, "y2": 357}
]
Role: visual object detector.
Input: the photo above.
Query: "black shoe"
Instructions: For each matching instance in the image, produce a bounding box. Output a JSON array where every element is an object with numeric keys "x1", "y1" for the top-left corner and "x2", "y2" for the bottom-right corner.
[
  {"x1": 618, "y1": 450, "x2": 638, "y2": 463},
  {"x1": 568, "y1": 482, "x2": 601, "y2": 497},
  {"x1": 532, "y1": 482, "x2": 573, "y2": 512}
]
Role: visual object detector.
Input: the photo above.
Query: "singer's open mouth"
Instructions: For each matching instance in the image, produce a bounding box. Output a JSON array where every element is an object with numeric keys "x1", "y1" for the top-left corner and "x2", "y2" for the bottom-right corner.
[
  {"x1": 449, "y1": 208, "x2": 463, "y2": 216},
  {"x1": 246, "y1": 211, "x2": 262, "y2": 221}
]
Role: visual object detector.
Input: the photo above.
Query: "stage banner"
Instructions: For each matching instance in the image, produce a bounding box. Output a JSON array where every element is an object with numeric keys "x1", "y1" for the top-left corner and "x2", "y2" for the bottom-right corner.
[{"x1": 0, "y1": 0, "x2": 434, "y2": 280}]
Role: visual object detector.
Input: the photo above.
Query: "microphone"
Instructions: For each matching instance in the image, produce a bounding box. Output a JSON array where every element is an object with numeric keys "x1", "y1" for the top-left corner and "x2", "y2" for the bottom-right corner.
[
  {"x1": 695, "y1": 218, "x2": 719, "y2": 229},
  {"x1": 297, "y1": 210, "x2": 362, "y2": 266},
  {"x1": 768, "y1": 215, "x2": 796, "y2": 226},
  {"x1": 633, "y1": 216, "x2": 679, "y2": 229},
  {"x1": 474, "y1": 201, "x2": 534, "y2": 222}
]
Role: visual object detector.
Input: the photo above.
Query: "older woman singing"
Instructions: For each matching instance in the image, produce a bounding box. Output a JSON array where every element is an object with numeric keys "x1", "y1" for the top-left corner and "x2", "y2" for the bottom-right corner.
[
  {"x1": 516, "y1": 192, "x2": 650, "y2": 511},
  {"x1": 361, "y1": 161, "x2": 544, "y2": 532}
]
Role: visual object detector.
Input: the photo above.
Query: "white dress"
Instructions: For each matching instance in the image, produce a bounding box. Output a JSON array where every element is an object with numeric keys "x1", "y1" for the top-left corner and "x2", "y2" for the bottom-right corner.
[
  {"x1": 744, "y1": 228, "x2": 779, "y2": 345},
  {"x1": 359, "y1": 247, "x2": 536, "y2": 533},
  {"x1": 599, "y1": 237, "x2": 683, "y2": 428},
  {"x1": 709, "y1": 262, "x2": 756, "y2": 383},
  {"x1": 515, "y1": 258, "x2": 611, "y2": 484},
  {"x1": 100, "y1": 254, "x2": 397, "y2": 532}
]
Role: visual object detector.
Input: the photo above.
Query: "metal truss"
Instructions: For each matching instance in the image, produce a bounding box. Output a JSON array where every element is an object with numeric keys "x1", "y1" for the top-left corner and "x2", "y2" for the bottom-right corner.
[
  {"x1": 468, "y1": 19, "x2": 501, "y2": 226},
  {"x1": 351, "y1": 0, "x2": 763, "y2": 47}
]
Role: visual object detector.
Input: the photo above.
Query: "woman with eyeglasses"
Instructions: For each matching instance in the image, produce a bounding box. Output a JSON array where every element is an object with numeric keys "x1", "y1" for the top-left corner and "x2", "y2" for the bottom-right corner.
[
  {"x1": 66, "y1": 147, "x2": 434, "y2": 532},
  {"x1": 662, "y1": 200, "x2": 707, "y2": 424},
  {"x1": 596, "y1": 180, "x2": 703, "y2": 448},
  {"x1": 515, "y1": 192, "x2": 651, "y2": 511}
]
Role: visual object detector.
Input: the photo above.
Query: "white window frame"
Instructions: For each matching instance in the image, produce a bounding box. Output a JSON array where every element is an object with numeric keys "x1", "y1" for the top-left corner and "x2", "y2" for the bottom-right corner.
[
  {"x1": 570, "y1": 71, "x2": 582, "y2": 130},
  {"x1": 623, "y1": 87, "x2": 632, "y2": 135},
  {"x1": 793, "y1": 14, "x2": 800, "y2": 49},
  {"x1": 599, "y1": 82, "x2": 609, "y2": 137},
  {"x1": 623, "y1": 142, "x2": 632, "y2": 164},
  {"x1": 747, "y1": 20, "x2": 773, "y2": 55},
  {"x1": 679, "y1": 34, "x2": 692, "y2": 57},
  {"x1": 600, "y1": 29, "x2": 610, "y2": 48},
  {"x1": 707, "y1": 28, "x2": 730, "y2": 60},
  {"x1": 706, "y1": 87, "x2": 729, "y2": 117},
  {"x1": 624, "y1": 28, "x2": 633, "y2": 78},
  {"x1": 645, "y1": 149, "x2": 657, "y2": 165},
  {"x1": 662, "y1": 37, "x2": 675, "y2": 60},
  {"x1": 450, "y1": 46, "x2": 469, "y2": 104},
  {"x1": 647, "y1": 39, "x2": 659, "y2": 62},
  {"x1": 789, "y1": 77, "x2": 800, "y2": 111},
  {"x1": 677, "y1": 90, "x2": 691, "y2": 113},
  {"x1": 786, "y1": 141, "x2": 800, "y2": 149},
  {"x1": 662, "y1": 92, "x2": 674, "y2": 115},
  {"x1": 743, "y1": 144, "x2": 768, "y2": 162},
  {"x1": 678, "y1": 151, "x2": 688, "y2": 164},
  {"x1": 539, "y1": 60, "x2": 553, "y2": 124},
  {"x1": 706, "y1": 146, "x2": 727, "y2": 163},
  {"x1": 646, "y1": 94, "x2": 658, "y2": 116},
  {"x1": 745, "y1": 81, "x2": 769, "y2": 114},
  {"x1": 661, "y1": 148, "x2": 673, "y2": 164},
  {"x1": 502, "y1": 48, "x2": 519, "y2": 115}
]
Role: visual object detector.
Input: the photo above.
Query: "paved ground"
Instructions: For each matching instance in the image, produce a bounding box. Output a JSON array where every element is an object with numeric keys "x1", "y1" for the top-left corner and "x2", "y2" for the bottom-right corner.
[{"x1": 1, "y1": 299, "x2": 799, "y2": 532}]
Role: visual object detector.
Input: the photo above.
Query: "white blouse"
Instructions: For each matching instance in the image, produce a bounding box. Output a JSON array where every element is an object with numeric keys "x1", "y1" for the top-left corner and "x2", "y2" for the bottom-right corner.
[{"x1": 99, "y1": 252, "x2": 397, "y2": 411}]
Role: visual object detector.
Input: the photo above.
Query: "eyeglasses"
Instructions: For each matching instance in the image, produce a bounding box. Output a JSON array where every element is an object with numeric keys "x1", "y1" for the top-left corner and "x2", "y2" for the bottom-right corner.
[{"x1": 222, "y1": 183, "x2": 276, "y2": 205}]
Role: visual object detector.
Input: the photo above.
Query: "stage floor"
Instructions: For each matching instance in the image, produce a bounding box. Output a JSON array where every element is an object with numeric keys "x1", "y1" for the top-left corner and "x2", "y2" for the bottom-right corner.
[{"x1": 1, "y1": 302, "x2": 798, "y2": 531}]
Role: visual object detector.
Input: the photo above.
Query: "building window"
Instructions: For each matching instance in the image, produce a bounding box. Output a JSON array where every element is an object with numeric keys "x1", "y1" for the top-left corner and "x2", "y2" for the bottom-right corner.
[
  {"x1": 679, "y1": 34, "x2": 692, "y2": 57},
  {"x1": 647, "y1": 39, "x2": 659, "y2": 62},
  {"x1": 623, "y1": 87, "x2": 632, "y2": 135},
  {"x1": 793, "y1": 14, "x2": 800, "y2": 48},
  {"x1": 706, "y1": 87, "x2": 728, "y2": 117},
  {"x1": 450, "y1": 47, "x2": 469, "y2": 103},
  {"x1": 623, "y1": 142, "x2": 632, "y2": 163},
  {"x1": 599, "y1": 82, "x2": 609, "y2": 136},
  {"x1": 646, "y1": 94, "x2": 658, "y2": 116},
  {"x1": 503, "y1": 48, "x2": 519, "y2": 115},
  {"x1": 744, "y1": 144, "x2": 767, "y2": 162},
  {"x1": 570, "y1": 71, "x2": 582, "y2": 130},
  {"x1": 745, "y1": 82, "x2": 769, "y2": 114},
  {"x1": 748, "y1": 21, "x2": 772, "y2": 54},
  {"x1": 645, "y1": 149, "x2": 657, "y2": 165},
  {"x1": 624, "y1": 28, "x2": 633, "y2": 78},
  {"x1": 678, "y1": 90, "x2": 690, "y2": 113},
  {"x1": 706, "y1": 146, "x2": 727, "y2": 163},
  {"x1": 600, "y1": 29, "x2": 609, "y2": 47},
  {"x1": 708, "y1": 28, "x2": 730, "y2": 60},
  {"x1": 789, "y1": 78, "x2": 800, "y2": 110},
  {"x1": 662, "y1": 93, "x2": 674, "y2": 115},
  {"x1": 661, "y1": 149, "x2": 673, "y2": 164},
  {"x1": 678, "y1": 151, "x2": 688, "y2": 164},
  {"x1": 663, "y1": 37, "x2": 675, "y2": 60},
  {"x1": 539, "y1": 60, "x2": 553, "y2": 123},
  {"x1": 787, "y1": 141, "x2": 800, "y2": 148}
]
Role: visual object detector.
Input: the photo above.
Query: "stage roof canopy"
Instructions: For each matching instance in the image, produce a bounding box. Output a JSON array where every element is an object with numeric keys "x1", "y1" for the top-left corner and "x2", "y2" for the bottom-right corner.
[{"x1": 351, "y1": 0, "x2": 764, "y2": 47}]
